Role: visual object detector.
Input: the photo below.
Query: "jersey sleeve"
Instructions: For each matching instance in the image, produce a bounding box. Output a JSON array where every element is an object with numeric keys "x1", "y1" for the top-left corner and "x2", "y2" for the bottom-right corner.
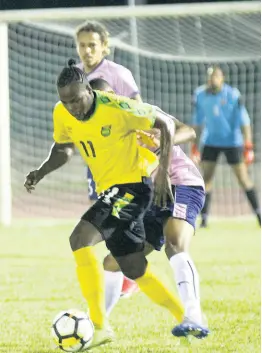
[
  {"x1": 116, "y1": 67, "x2": 140, "y2": 99},
  {"x1": 53, "y1": 103, "x2": 72, "y2": 144},
  {"x1": 233, "y1": 89, "x2": 251, "y2": 126},
  {"x1": 192, "y1": 90, "x2": 205, "y2": 126},
  {"x1": 119, "y1": 98, "x2": 157, "y2": 131}
]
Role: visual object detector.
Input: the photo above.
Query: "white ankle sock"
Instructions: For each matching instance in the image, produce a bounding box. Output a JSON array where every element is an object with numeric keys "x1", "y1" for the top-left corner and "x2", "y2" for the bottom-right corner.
[
  {"x1": 104, "y1": 271, "x2": 124, "y2": 317},
  {"x1": 169, "y1": 252, "x2": 202, "y2": 323}
]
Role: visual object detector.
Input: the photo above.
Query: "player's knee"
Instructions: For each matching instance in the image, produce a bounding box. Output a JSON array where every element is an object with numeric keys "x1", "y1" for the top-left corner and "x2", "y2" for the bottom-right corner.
[
  {"x1": 115, "y1": 253, "x2": 147, "y2": 280},
  {"x1": 103, "y1": 253, "x2": 120, "y2": 272},
  {"x1": 165, "y1": 241, "x2": 183, "y2": 259},
  {"x1": 69, "y1": 229, "x2": 83, "y2": 251},
  {"x1": 69, "y1": 220, "x2": 99, "y2": 251},
  {"x1": 202, "y1": 169, "x2": 214, "y2": 187},
  {"x1": 122, "y1": 264, "x2": 147, "y2": 280}
]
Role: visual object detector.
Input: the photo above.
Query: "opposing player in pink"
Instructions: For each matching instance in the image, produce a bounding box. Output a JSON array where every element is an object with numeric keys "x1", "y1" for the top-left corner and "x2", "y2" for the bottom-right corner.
[
  {"x1": 75, "y1": 21, "x2": 141, "y2": 101},
  {"x1": 90, "y1": 78, "x2": 210, "y2": 339}
]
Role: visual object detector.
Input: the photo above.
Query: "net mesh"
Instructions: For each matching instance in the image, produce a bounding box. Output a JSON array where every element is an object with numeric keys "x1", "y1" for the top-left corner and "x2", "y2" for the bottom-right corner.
[{"x1": 8, "y1": 8, "x2": 261, "y2": 218}]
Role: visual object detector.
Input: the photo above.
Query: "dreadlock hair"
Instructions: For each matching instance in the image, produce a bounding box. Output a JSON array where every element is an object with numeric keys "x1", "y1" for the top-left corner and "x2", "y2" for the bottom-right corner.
[
  {"x1": 75, "y1": 21, "x2": 110, "y2": 56},
  {"x1": 57, "y1": 59, "x2": 91, "y2": 88}
]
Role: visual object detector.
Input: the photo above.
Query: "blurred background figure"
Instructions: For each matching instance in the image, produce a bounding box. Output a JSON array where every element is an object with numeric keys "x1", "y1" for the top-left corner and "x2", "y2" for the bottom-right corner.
[{"x1": 191, "y1": 66, "x2": 261, "y2": 228}]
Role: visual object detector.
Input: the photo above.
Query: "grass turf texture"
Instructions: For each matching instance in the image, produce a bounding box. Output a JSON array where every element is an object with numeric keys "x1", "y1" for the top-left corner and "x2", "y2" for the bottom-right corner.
[{"x1": 0, "y1": 219, "x2": 260, "y2": 353}]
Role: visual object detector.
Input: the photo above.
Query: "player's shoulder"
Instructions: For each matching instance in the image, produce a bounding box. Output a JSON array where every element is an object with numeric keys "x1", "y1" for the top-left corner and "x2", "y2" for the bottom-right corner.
[
  {"x1": 53, "y1": 101, "x2": 68, "y2": 118},
  {"x1": 223, "y1": 84, "x2": 241, "y2": 99},
  {"x1": 95, "y1": 90, "x2": 136, "y2": 107},
  {"x1": 53, "y1": 101, "x2": 64, "y2": 112},
  {"x1": 95, "y1": 90, "x2": 153, "y2": 116},
  {"x1": 104, "y1": 59, "x2": 133, "y2": 77},
  {"x1": 194, "y1": 85, "x2": 207, "y2": 97}
]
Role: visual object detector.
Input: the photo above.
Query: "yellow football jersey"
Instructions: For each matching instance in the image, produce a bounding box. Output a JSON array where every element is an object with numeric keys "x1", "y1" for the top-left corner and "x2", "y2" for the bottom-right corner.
[{"x1": 53, "y1": 91, "x2": 159, "y2": 193}]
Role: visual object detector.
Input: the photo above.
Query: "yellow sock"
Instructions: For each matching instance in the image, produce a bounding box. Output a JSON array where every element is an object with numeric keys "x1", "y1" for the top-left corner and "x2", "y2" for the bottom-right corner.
[
  {"x1": 135, "y1": 264, "x2": 184, "y2": 323},
  {"x1": 73, "y1": 246, "x2": 105, "y2": 328}
]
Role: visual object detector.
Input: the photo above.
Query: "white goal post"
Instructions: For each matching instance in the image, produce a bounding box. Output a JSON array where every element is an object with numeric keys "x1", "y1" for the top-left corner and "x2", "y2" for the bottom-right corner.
[
  {"x1": 0, "y1": 2, "x2": 260, "y2": 22},
  {"x1": 0, "y1": 2, "x2": 260, "y2": 225}
]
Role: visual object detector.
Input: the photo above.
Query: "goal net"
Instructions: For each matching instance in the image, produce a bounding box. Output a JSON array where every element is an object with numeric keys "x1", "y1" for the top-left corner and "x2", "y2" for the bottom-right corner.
[{"x1": 2, "y1": 2, "x2": 261, "y2": 221}]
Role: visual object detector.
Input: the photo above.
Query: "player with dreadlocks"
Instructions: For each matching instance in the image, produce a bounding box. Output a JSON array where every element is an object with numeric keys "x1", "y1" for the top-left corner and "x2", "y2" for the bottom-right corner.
[
  {"x1": 90, "y1": 77, "x2": 210, "y2": 340},
  {"x1": 24, "y1": 59, "x2": 201, "y2": 349},
  {"x1": 75, "y1": 21, "x2": 144, "y2": 297}
]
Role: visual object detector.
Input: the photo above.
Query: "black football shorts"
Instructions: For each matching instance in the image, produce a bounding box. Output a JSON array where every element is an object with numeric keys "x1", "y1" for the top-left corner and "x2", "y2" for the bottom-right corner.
[
  {"x1": 81, "y1": 178, "x2": 153, "y2": 257},
  {"x1": 201, "y1": 145, "x2": 243, "y2": 165}
]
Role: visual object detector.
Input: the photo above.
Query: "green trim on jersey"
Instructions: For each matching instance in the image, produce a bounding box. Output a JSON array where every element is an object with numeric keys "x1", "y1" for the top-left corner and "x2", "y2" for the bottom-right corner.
[{"x1": 95, "y1": 90, "x2": 156, "y2": 128}]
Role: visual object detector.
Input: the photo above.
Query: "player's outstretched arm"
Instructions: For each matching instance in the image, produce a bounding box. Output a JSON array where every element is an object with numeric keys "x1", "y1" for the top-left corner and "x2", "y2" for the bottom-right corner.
[
  {"x1": 138, "y1": 111, "x2": 195, "y2": 149},
  {"x1": 153, "y1": 108, "x2": 175, "y2": 206},
  {"x1": 173, "y1": 119, "x2": 196, "y2": 145},
  {"x1": 24, "y1": 142, "x2": 74, "y2": 193},
  {"x1": 157, "y1": 108, "x2": 196, "y2": 145}
]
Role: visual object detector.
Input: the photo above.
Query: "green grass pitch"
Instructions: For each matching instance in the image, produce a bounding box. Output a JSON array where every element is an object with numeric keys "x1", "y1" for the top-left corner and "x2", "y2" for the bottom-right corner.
[{"x1": 0, "y1": 219, "x2": 260, "y2": 353}]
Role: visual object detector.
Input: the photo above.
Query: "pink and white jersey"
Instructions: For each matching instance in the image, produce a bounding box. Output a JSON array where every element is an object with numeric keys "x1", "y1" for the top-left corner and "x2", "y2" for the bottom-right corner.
[
  {"x1": 77, "y1": 59, "x2": 139, "y2": 98},
  {"x1": 140, "y1": 129, "x2": 204, "y2": 189},
  {"x1": 169, "y1": 146, "x2": 205, "y2": 189}
]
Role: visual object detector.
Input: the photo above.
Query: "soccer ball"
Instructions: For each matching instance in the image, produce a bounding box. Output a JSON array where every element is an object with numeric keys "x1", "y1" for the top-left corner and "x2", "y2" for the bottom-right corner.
[{"x1": 51, "y1": 309, "x2": 94, "y2": 352}]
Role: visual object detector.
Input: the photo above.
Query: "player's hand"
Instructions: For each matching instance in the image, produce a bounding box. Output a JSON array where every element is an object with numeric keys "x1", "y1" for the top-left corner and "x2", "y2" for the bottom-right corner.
[
  {"x1": 24, "y1": 170, "x2": 43, "y2": 193},
  {"x1": 191, "y1": 144, "x2": 201, "y2": 164},
  {"x1": 244, "y1": 142, "x2": 254, "y2": 165},
  {"x1": 136, "y1": 130, "x2": 159, "y2": 148},
  {"x1": 153, "y1": 168, "x2": 174, "y2": 207}
]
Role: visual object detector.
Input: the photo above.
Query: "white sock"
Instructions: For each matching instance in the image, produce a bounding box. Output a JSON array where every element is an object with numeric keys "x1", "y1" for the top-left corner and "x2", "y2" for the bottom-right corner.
[
  {"x1": 104, "y1": 271, "x2": 124, "y2": 317},
  {"x1": 169, "y1": 252, "x2": 202, "y2": 324}
]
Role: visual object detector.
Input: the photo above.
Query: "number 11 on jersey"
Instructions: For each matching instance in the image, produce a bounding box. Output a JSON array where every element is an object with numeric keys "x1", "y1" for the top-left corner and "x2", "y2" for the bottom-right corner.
[{"x1": 80, "y1": 140, "x2": 96, "y2": 157}]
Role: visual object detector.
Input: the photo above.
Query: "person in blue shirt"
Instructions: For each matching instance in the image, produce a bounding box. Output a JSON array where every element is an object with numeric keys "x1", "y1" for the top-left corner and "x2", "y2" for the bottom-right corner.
[{"x1": 191, "y1": 66, "x2": 260, "y2": 228}]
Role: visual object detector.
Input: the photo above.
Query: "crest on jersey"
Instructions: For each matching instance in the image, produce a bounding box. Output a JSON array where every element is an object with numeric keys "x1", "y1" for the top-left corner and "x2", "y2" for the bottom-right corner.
[
  {"x1": 221, "y1": 99, "x2": 227, "y2": 105},
  {"x1": 101, "y1": 125, "x2": 112, "y2": 137}
]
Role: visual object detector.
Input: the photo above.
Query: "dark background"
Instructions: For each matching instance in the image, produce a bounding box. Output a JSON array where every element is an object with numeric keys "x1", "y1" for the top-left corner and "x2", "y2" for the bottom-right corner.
[{"x1": 0, "y1": 0, "x2": 257, "y2": 10}]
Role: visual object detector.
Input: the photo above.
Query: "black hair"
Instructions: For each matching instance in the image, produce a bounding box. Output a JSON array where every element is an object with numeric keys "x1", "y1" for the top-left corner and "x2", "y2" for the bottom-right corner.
[
  {"x1": 57, "y1": 59, "x2": 90, "y2": 88},
  {"x1": 89, "y1": 78, "x2": 113, "y2": 92}
]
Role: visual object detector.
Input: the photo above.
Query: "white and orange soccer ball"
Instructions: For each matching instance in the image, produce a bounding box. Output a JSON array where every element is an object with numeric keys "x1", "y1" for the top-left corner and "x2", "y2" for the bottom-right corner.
[{"x1": 51, "y1": 309, "x2": 94, "y2": 352}]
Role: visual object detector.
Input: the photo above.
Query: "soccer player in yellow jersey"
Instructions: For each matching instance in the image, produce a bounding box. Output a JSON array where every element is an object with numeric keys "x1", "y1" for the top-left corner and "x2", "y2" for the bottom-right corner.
[{"x1": 24, "y1": 59, "x2": 185, "y2": 349}]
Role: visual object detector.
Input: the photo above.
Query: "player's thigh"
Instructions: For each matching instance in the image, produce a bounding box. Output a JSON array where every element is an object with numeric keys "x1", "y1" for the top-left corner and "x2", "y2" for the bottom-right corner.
[
  {"x1": 70, "y1": 195, "x2": 120, "y2": 251},
  {"x1": 143, "y1": 241, "x2": 155, "y2": 256},
  {"x1": 103, "y1": 253, "x2": 120, "y2": 272},
  {"x1": 164, "y1": 219, "x2": 194, "y2": 257},
  {"x1": 143, "y1": 207, "x2": 165, "y2": 253},
  {"x1": 231, "y1": 162, "x2": 253, "y2": 189},
  {"x1": 103, "y1": 241, "x2": 155, "y2": 272},
  {"x1": 69, "y1": 218, "x2": 103, "y2": 251},
  {"x1": 224, "y1": 146, "x2": 243, "y2": 165},
  {"x1": 106, "y1": 182, "x2": 153, "y2": 279},
  {"x1": 114, "y1": 251, "x2": 148, "y2": 280},
  {"x1": 102, "y1": 241, "x2": 153, "y2": 273},
  {"x1": 163, "y1": 185, "x2": 205, "y2": 257},
  {"x1": 201, "y1": 161, "x2": 217, "y2": 185},
  {"x1": 89, "y1": 181, "x2": 153, "y2": 258},
  {"x1": 224, "y1": 147, "x2": 253, "y2": 188},
  {"x1": 201, "y1": 146, "x2": 220, "y2": 183}
]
